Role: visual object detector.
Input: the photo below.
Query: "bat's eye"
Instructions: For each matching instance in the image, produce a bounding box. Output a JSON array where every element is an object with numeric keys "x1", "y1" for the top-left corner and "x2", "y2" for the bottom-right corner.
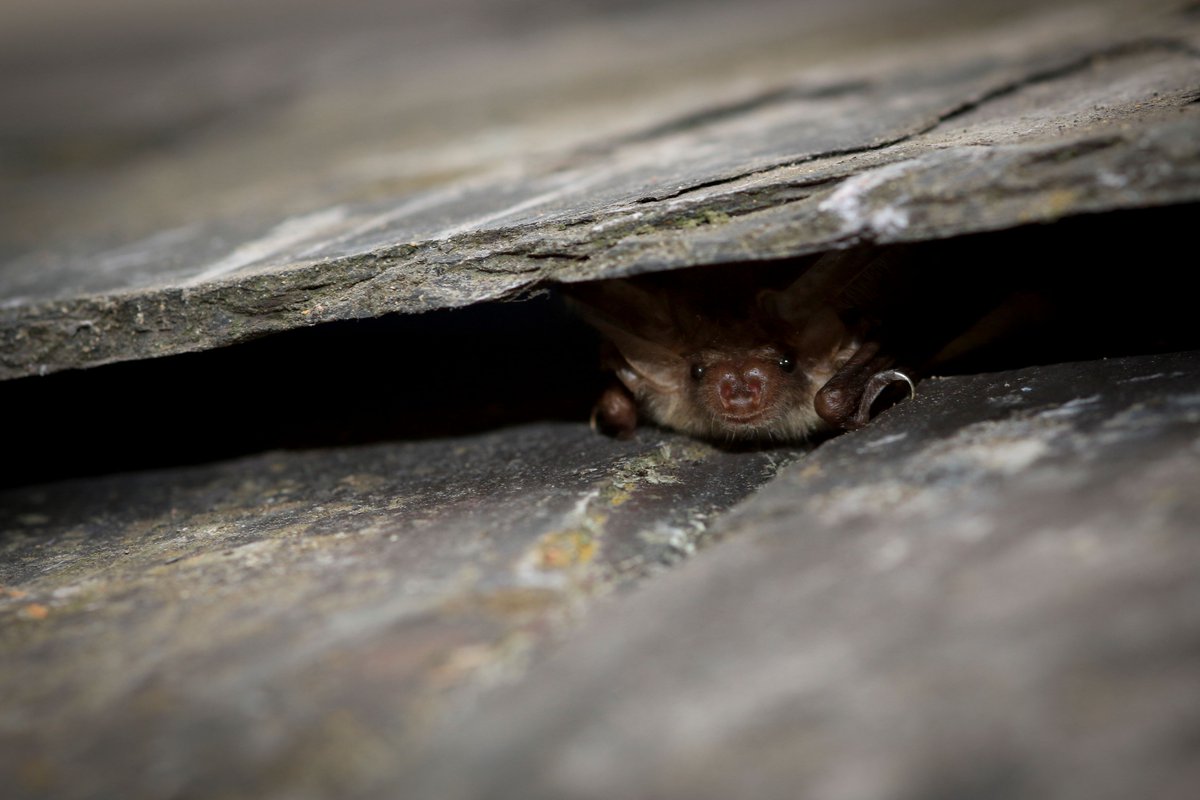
[
  {"x1": 778, "y1": 355, "x2": 796, "y2": 373},
  {"x1": 690, "y1": 364, "x2": 706, "y2": 381}
]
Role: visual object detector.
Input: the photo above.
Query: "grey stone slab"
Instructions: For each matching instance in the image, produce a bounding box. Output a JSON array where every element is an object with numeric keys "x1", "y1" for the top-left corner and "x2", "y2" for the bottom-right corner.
[
  {"x1": 0, "y1": 423, "x2": 797, "y2": 800},
  {"x1": 3, "y1": 346, "x2": 1198, "y2": 799},
  {"x1": 2, "y1": 0, "x2": 1198, "y2": 378},
  {"x1": 401, "y1": 349, "x2": 1200, "y2": 800}
]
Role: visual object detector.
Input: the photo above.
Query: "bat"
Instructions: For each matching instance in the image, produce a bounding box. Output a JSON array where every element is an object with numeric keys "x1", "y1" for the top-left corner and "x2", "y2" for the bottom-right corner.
[{"x1": 566, "y1": 246, "x2": 995, "y2": 443}]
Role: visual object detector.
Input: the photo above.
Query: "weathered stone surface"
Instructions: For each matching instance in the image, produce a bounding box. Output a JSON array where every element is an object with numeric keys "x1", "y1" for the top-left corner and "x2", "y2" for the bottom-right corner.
[
  {"x1": 3, "y1": 350, "x2": 1197, "y2": 800},
  {"x1": 402, "y1": 350, "x2": 1200, "y2": 800},
  {"x1": 0, "y1": 423, "x2": 797, "y2": 800},
  {"x1": 2, "y1": 0, "x2": 1198, "y2": 378}
]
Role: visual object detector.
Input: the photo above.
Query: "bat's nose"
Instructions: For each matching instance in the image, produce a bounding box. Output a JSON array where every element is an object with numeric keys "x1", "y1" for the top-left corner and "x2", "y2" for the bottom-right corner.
[{"x1": 717, "y1": 367, "x2": 766, "y2": 415}]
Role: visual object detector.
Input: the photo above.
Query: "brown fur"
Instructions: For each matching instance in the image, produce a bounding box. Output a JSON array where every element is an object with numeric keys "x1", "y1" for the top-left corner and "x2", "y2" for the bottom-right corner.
[{"x1": 566, "y1": 252, "x2": 897, "y2": 443}]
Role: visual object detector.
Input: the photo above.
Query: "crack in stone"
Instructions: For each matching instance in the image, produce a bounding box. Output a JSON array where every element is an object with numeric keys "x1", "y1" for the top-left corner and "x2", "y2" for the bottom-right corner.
[
  {"x1": 599, "y1": 80, "x2": 872, "y2": 153},
  {"x1": 630, "y1": 36, "x2": 1200, "y2": 206},
  {"x1": 927, "y1": 37, "x2": 1200, "y2": 126}
]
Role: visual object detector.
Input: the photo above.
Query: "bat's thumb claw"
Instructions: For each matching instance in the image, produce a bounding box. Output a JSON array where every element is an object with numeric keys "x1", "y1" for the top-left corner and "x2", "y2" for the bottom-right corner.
[
  {"x1": 852, "y1": 369, "x2": 916, "y2": 428},
  {"x1": 874, "y1": 369, "x2": 915, "y2": 400}
]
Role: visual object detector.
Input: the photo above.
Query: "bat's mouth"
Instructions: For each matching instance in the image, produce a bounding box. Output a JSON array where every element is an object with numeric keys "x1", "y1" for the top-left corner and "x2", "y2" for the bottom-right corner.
[{"x1": 721, "y1": 410, "x2": 768, "y2": 426}]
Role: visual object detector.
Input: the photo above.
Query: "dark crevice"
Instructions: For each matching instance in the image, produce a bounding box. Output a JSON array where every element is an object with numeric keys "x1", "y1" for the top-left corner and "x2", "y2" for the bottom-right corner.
[
  {"x1": 1, "y1": 203, "x2": 1196, "y2": 489},
  {"x1": 601, "y1": 81, "x2": 871, "y2": 151},
  {"x1": 1020, "y1": 135, "x2": 1125, "y2": 165},
  {"x1": 928, "y1": 37, "x2": 1200, "y2": 127},
  {"x1": 629, "y1": 165, "x2": 848, "y2": 207},
  {"x1": 520, "y1": 251, "x2": 592, "y2": 262},
  {"x1": 0, "y1": 297, "x2": 606, "y2": 489}
]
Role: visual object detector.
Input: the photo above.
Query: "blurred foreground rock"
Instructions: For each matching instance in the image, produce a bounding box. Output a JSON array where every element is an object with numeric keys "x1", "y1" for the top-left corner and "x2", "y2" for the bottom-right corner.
[
  {"x1": 403, "y1": 350, "x2": 1200, "y2": 800},
  {"x1": 0, "y1": 423, "x2": 796, "y2": 799},
  {"x1": 3, "y1": 351, "x2": 1198, "y2": 799}
]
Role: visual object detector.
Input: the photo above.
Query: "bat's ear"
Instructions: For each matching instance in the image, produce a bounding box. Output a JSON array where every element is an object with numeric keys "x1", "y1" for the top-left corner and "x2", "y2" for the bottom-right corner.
[
  {"x1": 605, "y1": 328, "x2": 687, "y2": 395},
  {"x1": 757, "y1": 250, "x2": 863, "y2": 324},
  {"x1": 760, "y1": 246, "x2": 913, "y2": 326},
  {"x1": 565, "y1": 279, "x2": 687, "y2": 393},
  {"x1": 788, "y1": 306, "x2": 849, "y2": 364}
]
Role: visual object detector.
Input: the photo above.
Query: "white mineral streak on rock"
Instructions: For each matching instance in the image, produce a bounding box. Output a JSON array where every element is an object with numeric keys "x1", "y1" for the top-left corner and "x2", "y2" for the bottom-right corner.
[
  {"x1": 590, "y1": 211, "x2": 643, "y2": 233},
  {"x1": 819, "y1": 149, "x2": 995, "y2": 237},
  {"x1": 861, "y1": 432, "x2": 909, "y2": 450},
  {"x1": 95, "y1": 224, "x2": 200, "y2": 276},
  {"x1": 188, "y1": 207, "x2": 350, "y2": 284},
  {"x1": 431, "y1": 167, "x2": 612, "y2": 241},
  {"x1": 818, "y1": 159, "x2": 916, "y2": 236},
  {"x1": 1038, "y1": 394, "x2": 1101, "y2": 418},
  {"x1": 299, "y1": 181, "x2": 486, "y2": 256}
]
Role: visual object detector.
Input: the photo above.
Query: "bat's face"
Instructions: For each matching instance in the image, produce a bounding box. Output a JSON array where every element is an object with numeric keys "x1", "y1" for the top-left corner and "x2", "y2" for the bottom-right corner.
[{"x1": 633, "y1": 342, "x2": 838, "y2": 442}]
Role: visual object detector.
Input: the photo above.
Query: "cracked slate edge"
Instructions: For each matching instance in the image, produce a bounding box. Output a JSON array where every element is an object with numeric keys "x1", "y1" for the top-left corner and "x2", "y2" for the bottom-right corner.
[
  {"x1": 2, "y1": 27, "x2": 1199, "y2": 379},
  {"x1": 397, "y1": 349, "x2": 1200, "y2": 800},
  {"x1": 4, "y1": 118, "x2": 1196, "y2": 382}
]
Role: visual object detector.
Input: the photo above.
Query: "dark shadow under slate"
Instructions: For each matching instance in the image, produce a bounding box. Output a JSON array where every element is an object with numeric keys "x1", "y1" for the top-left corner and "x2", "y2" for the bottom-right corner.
[{"x1": 0, "y1": 295, "x2": 605, "y2": 488}]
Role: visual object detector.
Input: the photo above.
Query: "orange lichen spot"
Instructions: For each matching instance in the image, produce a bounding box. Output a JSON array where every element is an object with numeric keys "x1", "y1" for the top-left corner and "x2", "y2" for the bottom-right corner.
[
  {"x1": 429, "y1": 644, "x2": 495, "y2": 688},
  {"x1": 478, "y1": 587, "x2": 561, "y2": 616},
  {"x1": 441, "y1": 587, "x2": 561, "y2": 619},
  {"x1": 798, "y1": 462, "x2": 824, "y2": 479},
  {"x1": 20, "y1": 603, "x2": 50, "y2": 620},
  {"x1": 18, "y1": 757, "x2": 55, "y2": 792},
  {"x1": 535, "y1": 530, "x2": 596, "y2": 569}
]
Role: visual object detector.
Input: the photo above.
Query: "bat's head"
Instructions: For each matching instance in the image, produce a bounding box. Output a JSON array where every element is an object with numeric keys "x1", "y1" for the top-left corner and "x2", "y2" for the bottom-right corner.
[
  {"x1": 568, "y1": 263, "x2": 859, "y2": 442},
  {"x1": 627, "y1": 309, "x2": 852, "y2": 442},
  {"x1": 670, "y1": 344, "x2": 821, "y2": 440}
]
